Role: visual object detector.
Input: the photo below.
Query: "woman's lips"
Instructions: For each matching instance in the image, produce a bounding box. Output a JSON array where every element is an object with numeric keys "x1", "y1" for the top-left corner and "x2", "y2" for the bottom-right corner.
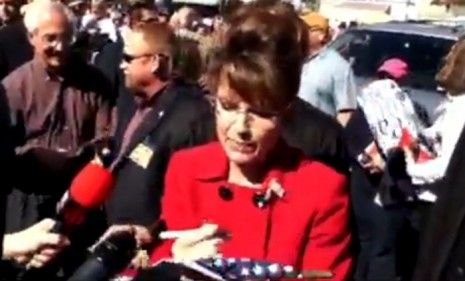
[{"x1": 228, "y1": 138, "x2": 256, "y2": 154}]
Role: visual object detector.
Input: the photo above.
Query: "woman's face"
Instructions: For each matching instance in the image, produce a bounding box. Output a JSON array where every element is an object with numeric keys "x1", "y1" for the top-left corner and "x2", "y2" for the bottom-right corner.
[{"x1": 215, "y1": 80, "x2": 281, "y2": 167}]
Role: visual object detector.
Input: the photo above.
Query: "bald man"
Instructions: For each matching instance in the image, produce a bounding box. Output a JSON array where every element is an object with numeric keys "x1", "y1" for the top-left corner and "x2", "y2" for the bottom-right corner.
[{"x1": 105, "y1": 22, "x2": 214, "y2": 227}]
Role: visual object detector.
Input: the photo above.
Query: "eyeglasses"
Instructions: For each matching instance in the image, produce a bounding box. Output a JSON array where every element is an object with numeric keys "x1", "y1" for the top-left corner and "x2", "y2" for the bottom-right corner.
[
  {"x1": 309, "y1": 27, "x2": 325, "y2": 33},
  {"x1": 215, "y1": 97, "x2": 280, "y2": 121},
  {"x1": 122, "y1": 53, "x2": 168, "y2": 64},
  {"x1": 122, "y1": 53, "x2": 152, "y2": 63},
  {"x1": 39, "y1": 32, "x2": 72, "y2": 47}
]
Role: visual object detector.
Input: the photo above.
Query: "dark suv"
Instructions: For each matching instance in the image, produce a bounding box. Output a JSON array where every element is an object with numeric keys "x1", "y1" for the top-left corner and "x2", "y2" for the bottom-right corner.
[{"x1": 329, "y1": 20, "x2": 465, "y2": 121}]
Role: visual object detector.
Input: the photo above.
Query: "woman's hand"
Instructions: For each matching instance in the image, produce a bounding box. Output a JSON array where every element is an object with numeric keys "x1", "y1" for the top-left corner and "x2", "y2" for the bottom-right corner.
[
  {"x1": 2, "y1": 219, "x2": 70, "y2": 268},
  {"x1": 171, "y1": 224, "x2": 223, "y2": 262}
]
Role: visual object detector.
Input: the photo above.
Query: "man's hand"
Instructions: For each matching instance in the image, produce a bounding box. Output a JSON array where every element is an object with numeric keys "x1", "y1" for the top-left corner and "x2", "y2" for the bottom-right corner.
[
  {"x1": 360, "y1": 141, "x2": 385, "y2": 174},
  {"x1": 361, "y1": 152, "x2": 386, "y2": 174},
  {"x1": 97, "y1": 225, "x2": 153, "y2": 248},
  {"x1": 2, "y1": 219, "x2": 70, "y2": 268},
  {"x1": 95, "y1": 225, "x2": 153, "y2": 269}
]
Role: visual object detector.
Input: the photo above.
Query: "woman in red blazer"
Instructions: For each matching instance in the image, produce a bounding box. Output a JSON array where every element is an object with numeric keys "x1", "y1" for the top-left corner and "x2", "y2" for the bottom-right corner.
[{"x1": 149, "y1": 7, "x2": 352, "y2": 281}]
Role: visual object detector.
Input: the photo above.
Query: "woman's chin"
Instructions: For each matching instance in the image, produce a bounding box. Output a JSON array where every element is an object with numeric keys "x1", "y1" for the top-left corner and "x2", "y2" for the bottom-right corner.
[{"x1": 226, "y1": 150, "x2": 259, "y2": 166}]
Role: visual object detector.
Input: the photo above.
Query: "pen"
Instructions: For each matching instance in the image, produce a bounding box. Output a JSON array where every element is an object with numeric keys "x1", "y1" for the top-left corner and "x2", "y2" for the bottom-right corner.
[{"x1": 159, "y1": 229, "x2": 231, "y2": 240}]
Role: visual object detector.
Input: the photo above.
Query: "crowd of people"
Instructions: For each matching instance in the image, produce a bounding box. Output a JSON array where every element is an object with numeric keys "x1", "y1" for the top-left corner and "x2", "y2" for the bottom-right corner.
[{"x1": 0, "y1": 0, "x2": 464, "y2": 280}]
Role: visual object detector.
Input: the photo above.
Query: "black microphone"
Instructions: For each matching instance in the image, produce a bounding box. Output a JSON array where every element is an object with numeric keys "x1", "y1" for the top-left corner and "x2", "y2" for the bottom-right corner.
[
  {"x1": 67, "y1": 221, "x2": 167, "y2": 281},
  {"x1": 67, "y1": 231, "x2": 136, "y2": 281}
]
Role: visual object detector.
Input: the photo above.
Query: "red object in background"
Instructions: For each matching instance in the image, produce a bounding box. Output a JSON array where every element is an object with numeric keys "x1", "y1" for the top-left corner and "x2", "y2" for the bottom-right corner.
[
  {"x1": 416, "y1": 149, "x2": 434, "y2": 163},
  {"x1": 400, "y1": 128, "x2": 414, "y2": 149},
  {"x1": 399, "y1": 128, "x2": 434, "y2": 163}
]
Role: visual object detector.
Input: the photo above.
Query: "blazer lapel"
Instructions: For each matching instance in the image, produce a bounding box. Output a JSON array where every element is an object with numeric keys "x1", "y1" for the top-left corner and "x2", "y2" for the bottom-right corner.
[
  {"x1": 114, "y1": 90, "x2": 137, "y2": 152},
  {"x1": 122, "y1": 85, "x2": 179, "y2": 158}
]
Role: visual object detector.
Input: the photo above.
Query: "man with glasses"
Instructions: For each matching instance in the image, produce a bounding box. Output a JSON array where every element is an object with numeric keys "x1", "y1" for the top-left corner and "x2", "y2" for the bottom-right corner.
[
  {"x1": 1, "y1": 2, "x2": 113, "y2": 279},
  {"x1": 104, "y1": 21, "x2": 214, "y2": 229}
]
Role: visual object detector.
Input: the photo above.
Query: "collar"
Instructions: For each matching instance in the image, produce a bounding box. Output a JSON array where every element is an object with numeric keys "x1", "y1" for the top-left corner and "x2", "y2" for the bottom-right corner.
[
  {"x1": 137, "y1": 82, "x2": 171, "y2": 109},
  {"x1": 194, "y1": 140, "x2": 301, "y2": 188},
  {"x1": 303, "y1": 46, "x2": 330, "y2": 63},
  {"x1": 446, "y1": 93, "x2": 465, "y2": 101}
]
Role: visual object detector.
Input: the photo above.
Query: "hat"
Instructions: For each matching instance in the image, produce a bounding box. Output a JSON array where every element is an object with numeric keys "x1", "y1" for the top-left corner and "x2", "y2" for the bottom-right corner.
[
  {"x1": 377, "y1": 58, "x2": 409, "y2": 80},
  {"x1": 68, "y1": 0, "x2": 85, "y2": 7},
  {"x1": 300, "y1": 12, "x2": 329, "y2": 31},
  {"x1": 91, "y1": 0, "x2": 106, "y2": 6}
]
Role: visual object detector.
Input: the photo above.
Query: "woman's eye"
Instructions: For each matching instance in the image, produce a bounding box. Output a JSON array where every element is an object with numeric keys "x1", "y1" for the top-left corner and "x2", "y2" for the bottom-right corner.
[
  {"x1": 250, "y1": 108, "x2": 277, "y2": 119},
  {"x1": 219, "y1": 100, "x2": 238, "y2": 111}
]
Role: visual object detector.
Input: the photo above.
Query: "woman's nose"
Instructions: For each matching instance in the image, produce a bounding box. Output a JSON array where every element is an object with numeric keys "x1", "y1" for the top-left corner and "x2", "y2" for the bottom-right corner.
[
  {"x1": 238, "y1": 130, "x2": 252, "y2": 141},
  {"x1": 234, "y1": 113, "x2": 252, "y2": 141}
]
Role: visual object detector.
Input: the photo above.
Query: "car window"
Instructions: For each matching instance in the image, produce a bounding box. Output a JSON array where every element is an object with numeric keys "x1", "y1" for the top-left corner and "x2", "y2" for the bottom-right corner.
[{"x1": 329, "y1": 29, "x2": 455, "y2": 91}]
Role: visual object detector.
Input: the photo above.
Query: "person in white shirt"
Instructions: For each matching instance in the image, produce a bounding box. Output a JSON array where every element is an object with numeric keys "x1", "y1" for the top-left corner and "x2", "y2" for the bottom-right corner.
[
  {"x1": 404, "y1": 40, "x2": 465, "y2": 186},
  {"x1": 80, "y1": 0, "x2": 118, "y2": 42}
]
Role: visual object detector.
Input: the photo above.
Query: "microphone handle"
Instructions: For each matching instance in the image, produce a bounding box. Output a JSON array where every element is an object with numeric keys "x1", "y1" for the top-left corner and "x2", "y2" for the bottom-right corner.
[
  {"x1": 53, "y1": 198, "x2": 87, "y2": 235},
  {"x1": 51, "y1": 220, "x2": 64, "y2": 233},
  {"x1": 67, "y1": 258, "x2": 110, "y2": 281}
]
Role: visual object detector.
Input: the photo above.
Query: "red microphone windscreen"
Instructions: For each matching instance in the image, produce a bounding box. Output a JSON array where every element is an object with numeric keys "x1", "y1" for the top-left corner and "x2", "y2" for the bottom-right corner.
[{"x1": 69, "y1": 163, "x2": 114, "y2": 209}]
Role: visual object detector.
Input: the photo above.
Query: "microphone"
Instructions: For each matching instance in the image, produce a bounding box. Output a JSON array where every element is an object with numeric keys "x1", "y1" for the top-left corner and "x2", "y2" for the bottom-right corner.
[
  {"x1": 15, "y1": 158, "x2": 115, "y2": 279},
  {"x1": 68, "y1": 221, "x2": 167, "y2": 281},
  {"x1": 53, "y1": 160, "x2": 114, "y2": 235},
  {"x1": 67, "y1": 231, "x2": 136, "y2": 281}
]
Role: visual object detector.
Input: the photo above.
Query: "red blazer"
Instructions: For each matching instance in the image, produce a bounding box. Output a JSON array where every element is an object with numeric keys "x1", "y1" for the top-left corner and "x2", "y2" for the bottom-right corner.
[{"x1": 150, "y1": 142, "x2": 352, "y2": 280}]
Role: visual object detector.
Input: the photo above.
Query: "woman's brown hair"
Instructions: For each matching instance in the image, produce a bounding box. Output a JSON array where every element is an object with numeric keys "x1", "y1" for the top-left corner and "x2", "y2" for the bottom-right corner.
[
  {"x1": 436, "y1": 38, "x2": 465, "y2": 95},
  {"x1": 206, "y1": 7, "x2": 303, "y2": 113}
]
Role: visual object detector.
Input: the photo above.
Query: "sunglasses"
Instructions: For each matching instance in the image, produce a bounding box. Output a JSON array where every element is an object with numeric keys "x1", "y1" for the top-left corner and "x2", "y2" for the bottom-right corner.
[
  {"x1": 122, "y1": 53, "x2": 168, "y2": 63},
  {"x1": 122, "y1": 53, "x2": 151, "y2": 63}
]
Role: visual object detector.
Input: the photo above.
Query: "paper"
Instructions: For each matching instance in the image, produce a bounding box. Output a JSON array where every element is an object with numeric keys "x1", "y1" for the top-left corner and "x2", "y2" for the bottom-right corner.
[{"x1": 128, "y1": 143, "x2": 154, "y2": 169}]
